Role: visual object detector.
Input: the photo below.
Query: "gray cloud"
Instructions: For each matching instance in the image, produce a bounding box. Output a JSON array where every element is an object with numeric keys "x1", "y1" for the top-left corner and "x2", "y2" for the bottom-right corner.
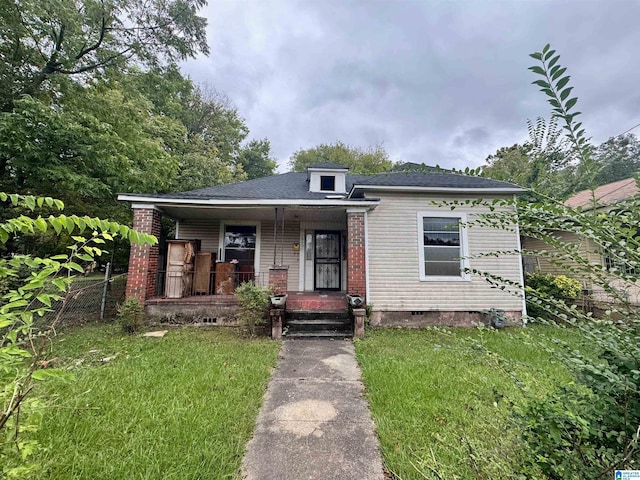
[{"x1": 181, "y1": 0, "x2": 640, "y2": 171}]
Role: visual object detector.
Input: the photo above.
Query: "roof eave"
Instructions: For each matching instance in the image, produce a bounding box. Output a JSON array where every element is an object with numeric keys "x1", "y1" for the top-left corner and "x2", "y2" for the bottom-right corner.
[
  {"x1": 117, "y1": 194, "x2": 380, "y2": 209},
  {"x1": 347, "y1": 184, "x2": 525, "y2": 197}
]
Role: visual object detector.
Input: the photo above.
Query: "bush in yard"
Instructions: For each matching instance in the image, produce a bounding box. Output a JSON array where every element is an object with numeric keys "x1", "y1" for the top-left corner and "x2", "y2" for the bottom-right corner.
[
  {"x1": 234, "y1": 281, "x2": 270, "y2": 337},
  {"x1": 0, "y1": 193, "x2": 155, "y2": 478},
  {"x1": 117, "y1": 297, "x2": 145, "y2": 334},
  {"x1": 0, "y1": 260, "x2": 31, "y2": 298},
  {"x1": 525, "y1": 272, "x2": 582, "y2": 319},
  {"x1": 517, "y1": 323, "x2": 640, "y2": 479}
]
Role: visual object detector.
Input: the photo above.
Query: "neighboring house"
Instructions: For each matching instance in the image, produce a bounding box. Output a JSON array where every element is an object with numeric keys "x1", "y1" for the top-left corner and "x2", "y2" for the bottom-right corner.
[
  {"x1": 118, "y1": 163, "x2": 526, "y2": 329},
  {"x1": 521, "y1": 177, "x2": 640, "y2": 305}
]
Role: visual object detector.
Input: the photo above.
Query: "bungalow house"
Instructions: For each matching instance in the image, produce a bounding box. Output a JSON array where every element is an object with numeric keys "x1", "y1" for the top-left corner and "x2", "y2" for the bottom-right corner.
[
  {"x1": 521, "y1": 177, "x2": 640, "y2": 306},
  {"x1": 118, "y1": 163, "x2": 526, "y2": 334}
]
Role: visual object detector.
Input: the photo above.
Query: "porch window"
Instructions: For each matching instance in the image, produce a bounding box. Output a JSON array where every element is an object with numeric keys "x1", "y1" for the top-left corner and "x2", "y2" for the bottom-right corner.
[
  {"x1": 223, "y1": 224, "x2": 257, "y2": 274},
  {"x1": 418, "y1": 213, "x2": 469, "y2": 281}
]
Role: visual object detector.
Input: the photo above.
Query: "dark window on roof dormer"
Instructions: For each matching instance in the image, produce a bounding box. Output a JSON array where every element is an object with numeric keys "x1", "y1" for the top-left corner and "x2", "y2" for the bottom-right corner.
[{"x1": 320, "y1": 175, "x2": 335, "y2": 191}]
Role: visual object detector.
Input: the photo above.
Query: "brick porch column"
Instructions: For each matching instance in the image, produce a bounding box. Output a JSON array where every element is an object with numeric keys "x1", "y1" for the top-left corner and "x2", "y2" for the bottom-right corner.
[
  {"x1": 347, "y1": 209, "x2": 367, "y2": 299},
  {"x1": 268, "y1": 266, "x2": 288, "y2": 295},
  {"x1": 126, "y1": 205, "x2": 162, "y2": 304}
]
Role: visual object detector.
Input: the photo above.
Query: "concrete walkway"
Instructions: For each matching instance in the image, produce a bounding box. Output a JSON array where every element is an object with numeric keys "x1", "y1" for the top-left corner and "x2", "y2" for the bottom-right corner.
[{"x1": 241, "y1": 339, "x2": 385, "y2": 480}]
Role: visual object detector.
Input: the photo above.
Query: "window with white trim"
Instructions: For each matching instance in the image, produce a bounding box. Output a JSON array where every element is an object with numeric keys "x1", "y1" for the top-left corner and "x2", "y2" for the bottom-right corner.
[
  {"x1": 418, "y1": 213, "x2": 469, "y2": 280},
  {"x1": 219, "y1": 221, "x2": 261, "y2": 274},
  {"x1": 320, "y1": 175, "x2": 336, "y2": 191}
]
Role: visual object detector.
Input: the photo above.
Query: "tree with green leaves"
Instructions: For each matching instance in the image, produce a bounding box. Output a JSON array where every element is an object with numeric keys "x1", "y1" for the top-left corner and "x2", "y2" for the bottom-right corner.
[
  {"x1": 132, "y1": 74, "x2": 247, "y2": 191},
  {"x1": 0, "y1": 1, "x2": 272, "y2": 263},
  {"x1": 288, "y1": 141, "x2": 393, "y2": 173},
  {"x1": 482, "y1": 143, "x2": 534, "y2": 185},
  {"x1": 593, "y1": 133, "x2": 640, "y2": 186},
  {"x1": 482, "y1": 116, "x2": 577, "y2": 198},
  {"x1": 238, "y1": 139, "x2": 277, "y2": 180},
  {"x1": 0, "y1": 192, "x2": 156, "y2": 478},
  {"x1": 0, "y1": 83, "x2": 181, "y2": 219},
  {"x1": 0, "y1": 0, "x2": 208, "y2": 112},
  {"x1": 528, "y1": 45, "x2": 599, "y2": 190},
  {"x1": 0, "y1": 0, "x2": 210, "y2": 224}
]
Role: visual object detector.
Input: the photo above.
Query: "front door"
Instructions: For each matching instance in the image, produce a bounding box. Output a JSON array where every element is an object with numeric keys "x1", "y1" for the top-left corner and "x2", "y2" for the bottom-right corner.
[{"x1": 314, "y1": 231, "x2": 341, "y2": 290}]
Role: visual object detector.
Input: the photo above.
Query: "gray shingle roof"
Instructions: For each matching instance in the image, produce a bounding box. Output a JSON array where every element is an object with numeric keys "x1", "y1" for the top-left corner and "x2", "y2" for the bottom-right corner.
[
  {"x1": 147, "y1": 173, "x2": 318, "y2": 199},
  {"x1": 308, "y1": 162, "x2": 350, "y2": 170},
  {"x1": 349, "y1": 170, "x2": 517, "y2": 189},
  {"x1": 126, "y1": 169, "x2": 521, "y2": 201}
]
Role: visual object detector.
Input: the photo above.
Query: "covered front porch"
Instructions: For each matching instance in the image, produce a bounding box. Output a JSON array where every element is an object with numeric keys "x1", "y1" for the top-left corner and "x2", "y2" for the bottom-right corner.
[{"x1": 124, "y1": 202, "x2": 369, "y2": 317}]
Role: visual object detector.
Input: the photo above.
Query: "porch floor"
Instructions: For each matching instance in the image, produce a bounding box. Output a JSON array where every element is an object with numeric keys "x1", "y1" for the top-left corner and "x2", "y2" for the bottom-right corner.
[{"x1": 145, "y1": 295, "x2": 237, "y2": 306}]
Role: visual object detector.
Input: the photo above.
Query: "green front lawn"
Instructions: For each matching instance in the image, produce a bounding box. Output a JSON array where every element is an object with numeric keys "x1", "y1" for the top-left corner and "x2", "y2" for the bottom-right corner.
[
  {"x1": 33, "y1": 325, "x2": 280, "y2": 479},
  {"x1": 355, "y1": 325, "x2": 590, "y2": 479},
  {"x1": 31, "y1": 322, "x2": 591, "y2": 479}
]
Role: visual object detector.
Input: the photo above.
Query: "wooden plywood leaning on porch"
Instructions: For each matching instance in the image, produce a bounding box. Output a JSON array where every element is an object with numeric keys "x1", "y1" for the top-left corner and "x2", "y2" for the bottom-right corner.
[{"x1": 194, "y1": 252, "x2": 214, "y2": 295}]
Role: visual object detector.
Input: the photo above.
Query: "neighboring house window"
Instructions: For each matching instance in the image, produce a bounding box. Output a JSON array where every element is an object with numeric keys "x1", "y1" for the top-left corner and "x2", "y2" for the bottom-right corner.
[
  {"x1": 417, "y1": 213, "x2": 469, "y2": 281},
  {"x1": 320, "y1": 175, "x2": 335, "y2": 191},
  {"x1": 604, "y1": 250, "x2": 636, "y2": 275}
]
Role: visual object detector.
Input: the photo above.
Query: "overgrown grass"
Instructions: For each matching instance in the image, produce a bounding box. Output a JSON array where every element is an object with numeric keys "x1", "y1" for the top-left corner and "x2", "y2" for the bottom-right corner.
[
  {"x1": 355, "y1": 325, "x2": 592, "y2": 479},
  {"x1": 33, "y1": 325, "x2": 280, "y2": 479}
]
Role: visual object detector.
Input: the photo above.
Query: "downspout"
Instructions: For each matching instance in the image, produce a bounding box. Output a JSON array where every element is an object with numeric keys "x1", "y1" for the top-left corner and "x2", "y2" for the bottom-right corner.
[
  {"x1": 273, "y1": 207, "x2": 278, "y2": 265},
  {"x1": 364, "y1": 210, "x2": 370, "y2": 304},
  {"x1": 281, "y1": 207, "x2": 285, "y2": 265},
  {"x1": 514, "y1": 194, "x2": 528, "y2": 322}
]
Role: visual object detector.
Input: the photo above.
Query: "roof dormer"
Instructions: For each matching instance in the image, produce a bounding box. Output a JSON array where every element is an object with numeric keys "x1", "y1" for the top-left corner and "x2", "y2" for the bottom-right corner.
[{"x1": 307, "y1": 163, "x2": 349, "y2": 194}]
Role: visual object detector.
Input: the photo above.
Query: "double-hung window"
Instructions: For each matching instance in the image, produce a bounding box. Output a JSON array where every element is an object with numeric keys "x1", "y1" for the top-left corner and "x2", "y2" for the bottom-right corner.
[{"x1": 418, "y1": 213, "x2": 469, "y2": 281}]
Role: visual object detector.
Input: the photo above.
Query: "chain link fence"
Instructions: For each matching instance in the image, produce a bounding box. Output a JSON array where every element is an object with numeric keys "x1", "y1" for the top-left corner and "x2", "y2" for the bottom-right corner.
[{"x1": 41, "y1": 264, "x2": 128, "y2": 326}]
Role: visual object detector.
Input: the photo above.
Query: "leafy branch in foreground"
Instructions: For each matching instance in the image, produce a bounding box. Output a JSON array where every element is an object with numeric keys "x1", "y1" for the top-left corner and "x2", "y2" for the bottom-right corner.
[
  {"x1": 0, "y1": 192, "x2": 156, "y2": 478},
  {"x1": 529, "y1": 44, "x2": 602, "y2": 196},
  {"x1": 529, "y1": 44, "x2": 591, "y2": 164},
  {"x1": 435, "y1": 192, "x2": 640, "y2": 477},
  {"x1": 418, "y1": 44, "x2": 640, "y2": 478}
]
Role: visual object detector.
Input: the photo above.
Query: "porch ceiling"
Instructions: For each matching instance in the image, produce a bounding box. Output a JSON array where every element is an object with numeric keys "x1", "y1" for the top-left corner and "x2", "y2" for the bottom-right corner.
[{"x1": 159, "y1": 205, "x2": 348, "y2": 223}]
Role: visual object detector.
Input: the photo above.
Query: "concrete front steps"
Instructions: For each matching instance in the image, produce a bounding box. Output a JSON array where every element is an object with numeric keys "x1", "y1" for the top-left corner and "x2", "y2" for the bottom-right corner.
[{"x1": 284, "y1": 310, "x2": 353, "y2": 339}]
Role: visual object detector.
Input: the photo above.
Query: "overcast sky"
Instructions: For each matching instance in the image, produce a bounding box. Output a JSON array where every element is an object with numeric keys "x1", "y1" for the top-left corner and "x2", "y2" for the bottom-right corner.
[{"x1": 181, "y1": 0, "x2": 640, "y2": 172}]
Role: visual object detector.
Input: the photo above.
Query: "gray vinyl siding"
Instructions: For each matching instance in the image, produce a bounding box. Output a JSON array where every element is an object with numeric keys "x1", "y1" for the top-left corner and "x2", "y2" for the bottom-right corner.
[
  {"x1": 367, "y1": 192, "x2": 523, "y2": 312},
  {"x1": 521, "y1": 232, "x2": 596, "y2": 277},
  {"x1": 259, "y1": 220, "x2": 300, "y2": 291},
  {"x1": 522, "y1": 233, "x2": 640, "y2": 305},
  {"x1": 177, "y1": 219, "x2": 220, "y2": 254}
]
